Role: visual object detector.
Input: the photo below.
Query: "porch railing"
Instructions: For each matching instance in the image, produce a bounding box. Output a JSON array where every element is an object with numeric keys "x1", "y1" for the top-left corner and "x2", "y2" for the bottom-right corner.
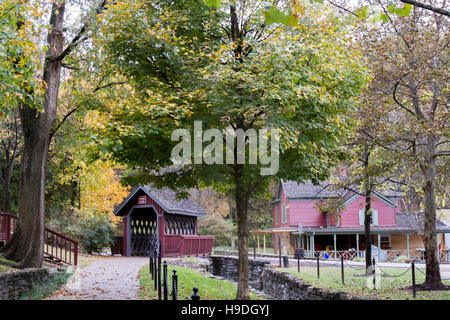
[
  {"x1": 164, "y1": 234, "x2": 214, "y2": 257},
  {"x1": 304, "y1": 248, "x2": 449, "y2": 263},
  {"x1": 0, "y1": 213, "x2": 78, "y2": 266}
]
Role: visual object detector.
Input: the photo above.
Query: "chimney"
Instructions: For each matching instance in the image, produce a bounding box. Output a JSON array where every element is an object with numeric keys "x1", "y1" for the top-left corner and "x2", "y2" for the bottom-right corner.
[{"x1": 339, "y1": 166, "x2": 347, "y2": 177}]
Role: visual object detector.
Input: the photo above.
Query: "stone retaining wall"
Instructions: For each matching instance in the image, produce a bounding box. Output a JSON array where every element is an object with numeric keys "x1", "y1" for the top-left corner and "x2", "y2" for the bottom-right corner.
[
  {"x1": 210, "y1": 255, "x2": 374, "y2": 300},
  {"x1": 0, "y1": 268, "x2": 50, "y2": 300},
  {"x1": 210, "y1": 255, "x2": 269, "y2": 288}
]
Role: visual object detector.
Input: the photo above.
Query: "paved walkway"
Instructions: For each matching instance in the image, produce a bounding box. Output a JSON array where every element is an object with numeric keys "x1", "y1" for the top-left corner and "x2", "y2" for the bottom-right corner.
[{"x1": 50, "y1": 256, "x2": 148, "y2": 300}]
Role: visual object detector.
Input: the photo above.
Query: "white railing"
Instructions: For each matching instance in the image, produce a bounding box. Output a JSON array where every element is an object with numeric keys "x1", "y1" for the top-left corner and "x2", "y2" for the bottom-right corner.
[{"x1": 301, "y1": 249, "x2": 449, "y2": 263}]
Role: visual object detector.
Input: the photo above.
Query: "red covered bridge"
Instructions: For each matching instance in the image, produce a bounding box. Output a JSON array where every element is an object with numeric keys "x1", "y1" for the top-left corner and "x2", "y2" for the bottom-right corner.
[{"x1": 114, "y1": 186, "x2": 214, "y2": 257}]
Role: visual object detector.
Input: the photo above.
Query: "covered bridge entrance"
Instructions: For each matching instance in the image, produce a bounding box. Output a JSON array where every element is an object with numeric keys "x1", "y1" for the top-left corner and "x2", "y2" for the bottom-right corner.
[{"x1": 114, "y1": 186, "x2": 214, "y2": 257}]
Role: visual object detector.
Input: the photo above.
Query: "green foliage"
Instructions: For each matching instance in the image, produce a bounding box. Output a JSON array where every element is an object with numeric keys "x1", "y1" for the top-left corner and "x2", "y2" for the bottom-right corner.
[
  {"x1": 20, "y1": 269, "x2": 73, "y2": 300},
  {"x1": 0, "y1": 1, "x2": 44, "y2": 114},
  {"x1": 198, "y1": 212, "x2": 234, "y2": 246},
  {"x1": 79, "y1": 214, "x2": 116, "y2": 254},
  {"x1": 392, "y1": 255, "x2": 410, "y2": 263},
  {"x1": 93, "y1": 0, "x2": 369, "y2": 197}
]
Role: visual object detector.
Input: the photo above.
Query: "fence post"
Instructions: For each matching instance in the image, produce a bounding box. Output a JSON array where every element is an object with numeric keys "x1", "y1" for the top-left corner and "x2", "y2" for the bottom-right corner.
[
  {"x1": 150, "y1": 247, "x2": 153, "y2": 280},
  {"x1": 163, "y1": 261, "x2": 168, "y2": 300},
  {"x1": 253, "y1": 238, "x2": 256, "y2": 260},
  {"x1": 412, "y1": 261, "x2": 416, "y2": 298},
  {"x1": 154, "y1": 247, "x2": 157, "y2": 290},
  {"x1": 316, "y1": 252, "x2": 320, "y2": 279},
  {"x1": 158, "y1": 246, "x2": 162, "y2": 300},
  {"x1": 74, "y1": 242, "x2": 78, "y2": 266},
  {"x1": 341, "y1": 255, "x2": 344, "y2": 284},
  {"x1": 372, "y1": 257, "x2": 376, "y2": 290},
  {"x1": 172, "y1": 269, "x2": 178, "y2": 300},
  {"x1": 5, "y1": 215, "x2": 10, "y2": 242},
  {"x1": 191, "y1": 287, "x2": 200, "y2": 300}
]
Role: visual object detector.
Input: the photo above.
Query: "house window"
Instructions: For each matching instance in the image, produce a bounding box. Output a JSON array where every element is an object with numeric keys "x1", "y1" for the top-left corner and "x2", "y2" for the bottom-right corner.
[
  {"x1": 358, "y1": 209, "x2": 378, "y2": 226},
  {"x1": 380, "y1": 235, "x2": 391, "y2": 247},
  {"x1": 281, "y1": 203, "x2": 288, "y2": 224},
  {"x1": 274, "y1": 206, "x2": 279, "y2": 225}
]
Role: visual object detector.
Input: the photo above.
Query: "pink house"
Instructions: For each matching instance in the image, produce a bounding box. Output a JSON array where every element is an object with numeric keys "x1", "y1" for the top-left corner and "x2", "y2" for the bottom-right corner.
[{"x1": 263, "y1": 180, "x2": 450, "y2": 261}]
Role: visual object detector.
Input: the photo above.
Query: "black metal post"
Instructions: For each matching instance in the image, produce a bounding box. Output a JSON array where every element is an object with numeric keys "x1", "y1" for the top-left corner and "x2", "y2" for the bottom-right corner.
[
  {"x1": 153, "y1": 248, "x2": 157, "y2": 290},
  {"x1": 316, "y1": 252, "x2": 320, "y2": 278},
  {"x1": 191, "y1": 287, "x2": 200, "y2": 300},
  {"x1": 149, "y1": 248, "x2": 153, "y2": 280},
  {"x1": 253, "y1": 239, "x2": 256, "y2": 260},
  {"x1": 412, "y1": 261, "x2": 416, "y2": 298},
  {"x1": 158, "y1": 246, "x2": 162, "y2": 300},
  {"x1": 297, "y1": 254, "x2": 300, "y2": 273},
  {"x1": 172, "y1": 269, "x2": 178, "y2": 300},
  {"x1": 163, "y1": 261, "x2": 168, "y2": 300},
  {"x1": 278, "y1": 234, "x2": 282, "y2": 267},
  {"x1": 372, "y1": 257, "x2": 376, "y2": 290},
  {"x1": 341, "y1": 255, "x2": 344, "y2": 284}
]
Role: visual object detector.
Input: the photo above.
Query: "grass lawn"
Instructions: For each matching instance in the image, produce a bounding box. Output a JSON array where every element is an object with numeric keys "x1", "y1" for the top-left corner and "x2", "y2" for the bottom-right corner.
[
  {"x1": 0, "y1": 255, "x2": 19, "y2": 272},
  {"x1": 139, "y1": 264, "x2": 262, "y2": 300},
  {"x1": 285, "y1": 265, "x2": 450, "y2": 300}
]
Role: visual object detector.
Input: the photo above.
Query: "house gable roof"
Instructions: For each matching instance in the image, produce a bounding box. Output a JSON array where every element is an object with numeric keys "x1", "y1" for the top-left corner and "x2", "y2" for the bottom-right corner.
[
  {"x1": 281, "y1": 180, "x2": 336, "y2": 199},
  {"x1": 114, "y1": 186, "x2": 207, "y2": 217},
  {"x1": 280, "y1": 179, "x2": 402, "y2": 203}
]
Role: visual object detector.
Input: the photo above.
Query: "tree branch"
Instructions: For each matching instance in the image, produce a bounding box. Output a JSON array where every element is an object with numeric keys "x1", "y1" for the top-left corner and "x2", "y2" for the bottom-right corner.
[
  {"x1": 52, "y1": 0, "x2": 108, "y2": 62},
  {"x1": 400, "y1": 0, "x2": 450, "y2": 17}
]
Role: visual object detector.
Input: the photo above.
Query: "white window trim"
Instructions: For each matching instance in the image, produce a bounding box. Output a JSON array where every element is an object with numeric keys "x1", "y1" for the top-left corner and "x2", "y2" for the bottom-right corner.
[
  {"x1": 275, "y1": 206, "x2": 279, "y2": 225},
  {"x1": 282, "y1": 203, "x2": 288, "y2": 224},
  {"x1": 358, "y1": 209, "x2": 378, "y2": 226}
]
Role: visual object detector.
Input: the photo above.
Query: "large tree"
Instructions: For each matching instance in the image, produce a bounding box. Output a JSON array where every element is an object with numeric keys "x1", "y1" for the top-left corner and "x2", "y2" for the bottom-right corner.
[
  {"x1": 358, "y1": 6, "x2": 449, "y2": 289},
  {"x1": 0, "y1": 0, "x2": 107, "y2": 268},
  {"x1": 93, "y1": 0, "x2": 368, "y2": 298}
]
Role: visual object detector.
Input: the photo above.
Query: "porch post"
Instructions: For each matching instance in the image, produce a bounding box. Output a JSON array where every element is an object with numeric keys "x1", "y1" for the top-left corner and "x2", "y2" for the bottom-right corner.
[
  {"x1": 311, "y1": 233, "x2": 315, "y2": 257},
  {"x1": 333, "y1": 234, "x2": 337, "y2": 259},
  {"x1": 356, "y1": 234, "x2": 359, "y2": 258},
  {"x1": 406, "y1": 233, "x2": 410, "y2": 258},
  {"x1": 257, "y1": 233, "x2": 260, "y2": 253},
  {"x1": 437, "y1": 233, "x2": 441, "y2": 263},
  {"x1": 263, "y1": 233, "x2": 266, "y2": 254},
  {"x1": 378, "y1": 234, "x2": 381, "y2": 260}
]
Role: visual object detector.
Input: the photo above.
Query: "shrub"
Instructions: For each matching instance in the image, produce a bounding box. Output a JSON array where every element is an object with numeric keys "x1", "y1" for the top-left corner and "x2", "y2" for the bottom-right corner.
[
  {"x1": 353, "y1": 257, "x2": 365, "y2": 262},
  {"x1": 80, "y1": 214, "x2": 116, "y2": 254},
  {"x1": 392, "y1": 255, "x2": 411, "y2": 263}
]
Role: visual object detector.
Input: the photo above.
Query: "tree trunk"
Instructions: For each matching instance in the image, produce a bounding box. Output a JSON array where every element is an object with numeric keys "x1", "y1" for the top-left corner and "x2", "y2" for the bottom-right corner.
[
  {"x1": 362, "y1": 149, "x2": 372, "y2": 273},
  {"x1": 1, "y1": 118, "x2": 48, "y2": 268},
  {"x1": 421, "y1": 134, "x2": 442, "y2": 288},
  {"x1": 364, "y1": 189, "x2": 372, "y2": 274},
  {"x1": 234, "y1": 164, "x2": 250, "y2": 300},
  {"x1": 0, "y1": 3, "x2": 65, "y2": 268}
]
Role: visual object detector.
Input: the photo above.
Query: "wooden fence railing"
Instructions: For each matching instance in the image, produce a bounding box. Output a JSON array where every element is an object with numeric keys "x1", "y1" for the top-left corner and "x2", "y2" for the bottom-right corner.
[
  {"x1": 0, "y1": 213, "x2": 78, "y2": 266},
  {"x1": 164, "y1": 234, "x2": 214, "y2": 257}
]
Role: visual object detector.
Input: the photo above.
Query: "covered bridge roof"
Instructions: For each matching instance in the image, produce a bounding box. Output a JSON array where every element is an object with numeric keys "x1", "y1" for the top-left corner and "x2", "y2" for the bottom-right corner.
[{"x1": 114, "y1": 186, "x2": 207, "y2": 217}]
